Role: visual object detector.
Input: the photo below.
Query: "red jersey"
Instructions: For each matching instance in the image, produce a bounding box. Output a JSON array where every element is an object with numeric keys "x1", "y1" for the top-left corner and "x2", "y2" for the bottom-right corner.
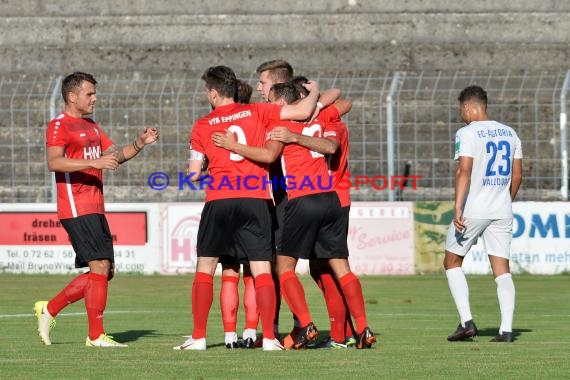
[
  {"x1": 46, "y1": 113, "x2": 114, "y2": 219},
  {"x1": 190, "y1": 102, "x2": 281, "y2": 202},
  {"x1": 272, "y1": 106, "x2": 339, "y2": 200},
  {"x1": 326, "y1": 120, "x2": 351, "y2": 207}
]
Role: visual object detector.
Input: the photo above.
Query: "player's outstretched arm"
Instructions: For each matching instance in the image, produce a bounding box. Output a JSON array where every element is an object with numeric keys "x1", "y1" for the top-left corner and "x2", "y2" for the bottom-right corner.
[
  {"x1": 510, "y1": 158, "x2": 523, "y2": 200},
  {"x1": 270, "y1": 126, "x2": 338, "y2": 155},
  {"x1": 47, "y1": 146, "x2": 119, "y2": 172},
  {"x1": 105, "y1": 127, "x2": 159, "y2": 164},
  {"x1": 212, "y1": 131, "x2": 283, "y2": 164}
]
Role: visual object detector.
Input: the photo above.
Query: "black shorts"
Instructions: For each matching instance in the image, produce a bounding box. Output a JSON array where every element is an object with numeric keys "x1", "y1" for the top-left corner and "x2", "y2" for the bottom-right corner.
[
  {"x1": 60, "y1": 214, "x2": 114, "y2": 268},
  {"x1": 271, "y1": 189, "x2": 288, "y2": 253},
  {"x1": 270, "y1": 162, "x2": 288, "y2": 253},
  {"x1": 218, "y1": 254, "x2": 239, "y2": 266},
  {"x1": 197, "y1": 198, "x2": 273, "y2": 263},
  {"x1": 339, "y1": 205, "x2": 350, "y2": 240},
  {"x1": 280, "y1": 192, "x2": 349, "y2": 260}
]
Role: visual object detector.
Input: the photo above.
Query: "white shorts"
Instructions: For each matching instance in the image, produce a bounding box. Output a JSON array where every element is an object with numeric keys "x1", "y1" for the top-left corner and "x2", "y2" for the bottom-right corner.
[{"x1": 445, "y1": 218, "x2": 513, "y2": 259}]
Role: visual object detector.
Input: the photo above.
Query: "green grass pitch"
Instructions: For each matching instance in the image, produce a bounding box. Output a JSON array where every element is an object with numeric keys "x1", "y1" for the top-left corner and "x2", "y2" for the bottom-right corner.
[{"x1": 1, "y1": 274, "x2": 569, "y2": 379}]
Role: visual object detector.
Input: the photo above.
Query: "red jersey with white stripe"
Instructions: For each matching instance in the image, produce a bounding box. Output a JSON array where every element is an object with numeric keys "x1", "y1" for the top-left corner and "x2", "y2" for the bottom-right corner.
[
  {"x1": 190, "y1": 102, "x2": 282, "y2": 202},
  {"x1": 326, "y1": 120, "x2": 351, "y2": 207},
  {"x1": 271, "y1": 106, "x2": 339, "y2": 200},
  {"x1": 46, "y1": 113, "x2": 114, "y2": 219}
]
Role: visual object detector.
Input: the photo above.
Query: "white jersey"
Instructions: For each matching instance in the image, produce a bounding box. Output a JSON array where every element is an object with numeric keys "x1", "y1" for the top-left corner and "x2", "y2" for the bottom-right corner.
[{"x1": 454, "y1": 120, "x2": 523, "y2": 219}]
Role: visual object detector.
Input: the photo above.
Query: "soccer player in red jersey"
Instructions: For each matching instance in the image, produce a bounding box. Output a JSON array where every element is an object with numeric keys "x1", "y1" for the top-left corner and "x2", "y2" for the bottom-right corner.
[
  {"x1": 34, "y1": 72, "x2": 159, "y2": 347},
  {"x1": 270, "y1": 77, "x2": 357, "y2": 348},
  {"x1": 255, "y1": 60, "x2": 295, "y2": 340},
  {"x1": 173, "y1": 66, "x2": 319, "y2": 351},
  {"x1": 273, "y1": 117, "x2": 358, "y2": 348},
  {"x1": 315, "y1": 119, "x2": 359, "y2": 347},
  {"x1": 218, "y1": 79, "x2": 261, "y2": 349},
  {"x1": 256, "y1": 61, "x2": 343, "y2": 342},
  {"x1": 213, "y1": 81, "x2": 376, "y2": 349}
]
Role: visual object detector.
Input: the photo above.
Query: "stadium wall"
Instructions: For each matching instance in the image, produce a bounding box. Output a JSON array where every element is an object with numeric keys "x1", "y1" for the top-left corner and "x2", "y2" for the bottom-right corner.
[
  {"x1": 5, "y1": 0, "x2": 570, "y2": 16},
  {"x1": 1, "y1": 202, "x2": 568, "y2": 275},
  {"x1": 1, "y1": 1, "x2": 570, "y2": 73}
]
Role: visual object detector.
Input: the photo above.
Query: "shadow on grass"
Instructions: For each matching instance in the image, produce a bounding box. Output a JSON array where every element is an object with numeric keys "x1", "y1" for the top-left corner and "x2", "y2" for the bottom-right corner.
[
  {"x1": 110, "y1": 330, "x2": 162, "y2": 343},
  {"x1": 474, "y1": 327, "x2": 532, "y2": 342}
]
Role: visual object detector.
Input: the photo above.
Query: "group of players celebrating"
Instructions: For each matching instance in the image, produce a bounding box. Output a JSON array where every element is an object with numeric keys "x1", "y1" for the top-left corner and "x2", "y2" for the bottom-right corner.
[{"x1": 175, "y1": 60, "x2": 376, "y2": 351}]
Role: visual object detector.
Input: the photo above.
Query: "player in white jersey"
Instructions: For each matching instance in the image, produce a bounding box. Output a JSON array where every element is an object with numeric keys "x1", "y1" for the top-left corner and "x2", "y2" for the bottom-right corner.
[{"x1": 444, "y1": 85, "x2": 523, "y2": 343}]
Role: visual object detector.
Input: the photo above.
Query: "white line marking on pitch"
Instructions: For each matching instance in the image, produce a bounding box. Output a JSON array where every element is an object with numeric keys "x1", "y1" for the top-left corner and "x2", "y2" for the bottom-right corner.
[{"x1": 0, "y1": 310, "x2": 154, "y2": 319}]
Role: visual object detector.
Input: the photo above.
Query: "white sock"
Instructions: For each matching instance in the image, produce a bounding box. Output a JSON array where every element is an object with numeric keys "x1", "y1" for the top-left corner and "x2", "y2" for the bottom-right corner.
[
  {"x1": 495, "y1": 273, "x2": 515, "y2": 334},
  {"x1": 446, "y1": 267, "x2": 473, "y2": 325},
  {"x1": 224, "y1": 331, "x2": 238, "y2": 344},
  {"x1": 242, "y1": 328, "x2": 257, "y2": 341}
]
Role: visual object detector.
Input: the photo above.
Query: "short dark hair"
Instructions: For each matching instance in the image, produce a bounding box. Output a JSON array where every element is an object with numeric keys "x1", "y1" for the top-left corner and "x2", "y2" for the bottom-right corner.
[
  {"x1": 61, "y1": 72, "x2": 97, "y2": 103},
  {"x1": 234, "y1": 80, "x2": 253, "y2": 104},
  {"x1": 270, "y1": 82, "x2": 300, "y2": 104},
  {"x1": 458, "y1": 85, "x2": 488, "y2": 107},
  {"x1": 290, "y1": 76, "x2": 310, "y2": 98},
  {"x1": 201, "y1": 66, "x2": 237, "y2": 99},
  {"x1": 256, "y1": 59, "x2": 294, "y2": 83}
]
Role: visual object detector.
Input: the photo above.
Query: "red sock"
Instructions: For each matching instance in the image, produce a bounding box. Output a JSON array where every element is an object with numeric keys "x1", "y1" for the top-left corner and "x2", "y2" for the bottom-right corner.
[
  {"x1": 243, "y1": 275, "x2": 258, "y2": 330},
  {"x1": 192, "y1": 272, "x2": 213, "y2": 339},
  {"x1": 316, "y1": 272, "x2": 348, "y2": 343},
  {"x1": 339, "y1": 272, "x2": 368, "y2": 334},
  {"x1": 345, "y1": 316, "x2": 356, "y2": 339},
  {"x1": 84, "y1": 272, "x2": 108, "y2": 340},
  {"x1": 272, "y1": 271, "x2": 281, "y2": 328},
  {"x1": 220, "y1": 275, "x2": 239, "y2": 332},
  {"x1": 254, "y1": 273, "x2": 276, "y2": 340},
  {"x1": 279, "y1": 271, "x2": 311, "y2": 327},
  {"x1": 47, "y1": 272, "x2": 89, "y2": 317}
]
